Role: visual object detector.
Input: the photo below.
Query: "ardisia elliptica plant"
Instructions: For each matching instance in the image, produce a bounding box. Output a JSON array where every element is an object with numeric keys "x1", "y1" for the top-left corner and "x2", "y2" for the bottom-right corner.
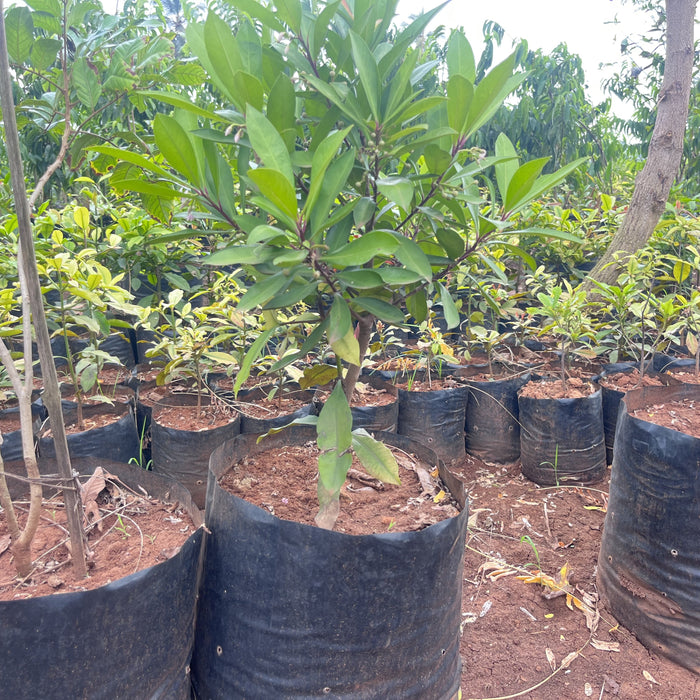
[{"x1": 108, "y1": 0, "x2": 585, "y2": 528}]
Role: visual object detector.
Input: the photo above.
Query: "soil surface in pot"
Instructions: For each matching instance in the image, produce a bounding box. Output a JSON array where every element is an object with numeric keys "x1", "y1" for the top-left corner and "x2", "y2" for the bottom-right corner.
[
  {"x1": 598, "y1": 369, "x2": 664, "y2": 391},
  {"x1": 154, "y1": 400, "x2": 238, "y2": 431},
  {"x1": 519, "y1": 376, "x2": 595, "y2": 400},
  {"x1": 630, "y1": 397, "x2": 700, "y2": 438},
  {"x1": 219, "y1": 442, "x2": 461, "y2": 535},
  {"x1": 314, "y1": 381, "x2": 396, "y2": 408},
  {"x1": 0, "y1": 468, "x2": 196, "y2": 600},
  {"x1": 395, "y1": 375, "x2": 468, "y2": 392},
  {"x1": 454, "y1": 453, "x2": 699, "y2": 699},
  {"x1": 231, "y1": 392, "x2": 313, "y2": 420}
]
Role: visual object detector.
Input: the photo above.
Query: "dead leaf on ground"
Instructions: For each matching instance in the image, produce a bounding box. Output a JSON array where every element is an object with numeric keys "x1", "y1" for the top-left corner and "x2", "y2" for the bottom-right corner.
[
  {"x1": 545, "y1": 647, "x2": 556, "y2": 671},
  {"x1": 643, "y1": 670, "x2": 660, "y2": 685},
  {"x1": 478, "y1": 560, "x2": 517, "y2": 581},
  {"x1": 592, "y1": 639, "x2": 621, "y2": 652},
  {"x1": 0, "y1": 534, "x2": 11, "y2": 556}
]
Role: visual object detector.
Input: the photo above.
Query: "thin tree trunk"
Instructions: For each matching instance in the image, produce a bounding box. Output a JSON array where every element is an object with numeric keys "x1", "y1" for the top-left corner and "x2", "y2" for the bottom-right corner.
[
  {"x1": 586, "y1": 0, "x2": 697, "y2": 288},
  {"x1": 343, "y1": 314, "x2": 374, "y2": 401},
  {"x1": 0, "y1": 0, "x2": 88, "y2": 578}
]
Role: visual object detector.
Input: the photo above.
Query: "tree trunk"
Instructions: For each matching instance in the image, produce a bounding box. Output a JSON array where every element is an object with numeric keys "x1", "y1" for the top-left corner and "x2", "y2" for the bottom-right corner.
[{"x1": 586, "y1": 0, "x2": 697, "y2": 288}]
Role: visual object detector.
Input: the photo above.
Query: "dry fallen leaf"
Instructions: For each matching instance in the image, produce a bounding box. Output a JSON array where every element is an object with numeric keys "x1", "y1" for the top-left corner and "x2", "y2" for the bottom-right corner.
[
  {"x1": 591, "y1": 639, "x2": 621, "y2": 652},
  {"x1": 560, "y1": 651, "x2": 579, "y2": 669},
  {"x1": 643, "y1": 670, "x2": 660, "y2": 685},
  {"x1": 584, "y1": 681, "x2": 593, "y2": 696},
  {"x1": 0, "y1": 534, "x2": 11, "y2": 556},
  {"x1": 478, "y1": 561, "x2": 517, "y2": 581},
  {"x1": 545, "y1": 647, "x2": 556, "y2": 671}
]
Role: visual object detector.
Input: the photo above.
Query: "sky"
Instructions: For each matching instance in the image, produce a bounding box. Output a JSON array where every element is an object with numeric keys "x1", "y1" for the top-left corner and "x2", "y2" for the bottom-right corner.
[{"x1": 395, "y1": 0, "x2": 651, "y2": 112}]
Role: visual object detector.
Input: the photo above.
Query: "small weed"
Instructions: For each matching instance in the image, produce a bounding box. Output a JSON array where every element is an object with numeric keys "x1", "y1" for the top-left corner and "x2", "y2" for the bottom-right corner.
[
  {"x1": 540, "y1": 444, "x2": 560, "y2": 486},
  {"x1": 520, "y1": 534, "x2": 542, "y2": 570},
  {"x1": 114, "y1": 514, "x2": 130, "y2": 538}
]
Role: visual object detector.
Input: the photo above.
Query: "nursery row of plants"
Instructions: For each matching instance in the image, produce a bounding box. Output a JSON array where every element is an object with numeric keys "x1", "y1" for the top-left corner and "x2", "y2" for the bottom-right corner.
[{"x1": 0, "y1": 0, "x2": 699, "y2": 696}]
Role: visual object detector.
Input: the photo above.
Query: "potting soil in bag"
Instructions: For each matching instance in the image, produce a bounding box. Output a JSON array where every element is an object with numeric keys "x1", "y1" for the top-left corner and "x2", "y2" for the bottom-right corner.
[
  {"x1": 191, "y1": 430, "x2": 468, "y2": 699},
  {"x1": 597, "y1": 384, "x2": 700, "y2": 674}
]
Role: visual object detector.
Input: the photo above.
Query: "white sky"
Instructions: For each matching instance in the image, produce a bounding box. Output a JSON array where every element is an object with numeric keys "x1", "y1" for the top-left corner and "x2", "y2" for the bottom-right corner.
[{"x1": 396, "y1": 0, "x2": 652, "y2": 112}]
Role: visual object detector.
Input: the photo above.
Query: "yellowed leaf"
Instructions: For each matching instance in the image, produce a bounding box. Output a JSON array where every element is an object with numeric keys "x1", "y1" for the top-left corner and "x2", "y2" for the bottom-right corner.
[
  {"x1": 478, "y1": 561, "x2": 516, "y2": 581},
  {"x1": 433, "y1": 489, "x2": 446, "y2": 503}
]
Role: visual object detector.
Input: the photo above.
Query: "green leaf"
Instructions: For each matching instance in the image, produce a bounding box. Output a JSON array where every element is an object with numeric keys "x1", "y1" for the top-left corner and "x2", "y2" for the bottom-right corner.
[
  {"x1": 329, "y1": 295, "x2": 352, "y2": 344},
  {"x1": 435, "y1": 228, "x2": 465, "y2": 260},
  {"x1": 504, "y1": 157, "x2": 550, "y2": 213},
  {"x1": 351, "y1": 297, "x2": 405, "y2": 325},
  {"x1": 304, "y1": 126, "x2": 353, "y2": 217},
  {"x1": 317, "y1": 381, "x2": 352, "y2": 452},
  {"x1": 226, "y1": 0, "x2": 285, "y2": 31},
  {"x1": 377, "y1": 176, "x2": 414, "y2": 213},
  {"x1": 394, "y1": 235, "x2": 433, "y2": 281},
  {"x1": 446, "y1": 75, "x2": 474, "y2": 136},
  {"x1": 446, "y1": 30, "x2": 475, "y2": 82},
  {"x1": 438, "y1": 282, "x2": 460, "y2": 329},
  {"x1": 72, "y1": 57, "x2": 102, "y2": 111},
  {"x1": 233, "y1": 71, "x2": 264, "y2": 112},
  {"x1": 309, "y1": 149, "x2": 356, "y2": 236},
  {"x1": 321, "y1": 230, "x2": 398, "y2": 267},
  {"x1": 154, "y1": 113, "x2": 200, "y2": 185},
  {"x1": 137, "y1": 91, "x2": 221, "y2": 121},
  {"x1": 406, "y1": 288, "x2": 428, "y2": 323},
  {"x1": 30, "y1": 37, "x2": 61, "y2": 70},
  {"x1": 515, "y1": 227, "x2": 584, "y2": 244},
  {"x1": 205, "y1": 245, "x2": 277, "y2": 266},
  {"x1": 89, "y1": 146, "x2": 173, "y2": 180},
  {"x1": 353, "y1": 197, "x2": 376, "y2": 228},
  {"x1": 376, "y1": 268, "x2": 423, "y2": 285},
  {"x1": 267, "y1": 73, "x2": 297, "y2": 137},
  {"x1": 263, "y1": 280, "x2": 317, "y2": 308},
  {"x1": 247, "y1": 105, "x2": 294, "y2": 186},
  {"x1": 336, "y1": 269, "x2": 383, "y2": 289},
  {"x1": 237, "y1": 273, "x2": 290, "y2": 312},
  {"x1": 349, "y1": 30, "x2": 380, "y2": 121},
  {"x1": 351, "y1": 431, "x2": 400, "y2": 484},
  {"x1": 73, "y1": 206, "x2": 90, "y2": 232},
  {"x1": 248, "y1": 167, "x2": 298, "y2": 220},
  {"x1": 5, "y1": 7, "x2": 33, "y2": 64},
  {"x1": 234, "y1": 328, "x2": 276, "y2": 397},
  {"x1": 331, "y1": 326, "x2": 361, "y2": 366}
]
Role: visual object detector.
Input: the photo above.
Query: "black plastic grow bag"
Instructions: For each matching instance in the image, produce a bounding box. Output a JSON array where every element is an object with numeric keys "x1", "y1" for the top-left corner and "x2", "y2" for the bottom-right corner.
[
  {"x1": 38, "y1": 402, "x2": 141, "y2": 465},
  {"x1": 0, "y1": 458, "x2": 204, "y2": 699},
  {"x1": 597, "y1": 384, "x2": 700, "y2": 674},
  {"x1": 462, "y1": 370, "x2": 530, "y2": 463},
  {"x1": 396, "y1": 376, "x2": 470, "y2": 465},
  {"x1": 518, "y1": 383, "x2": 606, "y2": 485},
  {"x1": 191, "y1": 428, "x2": 468, "y2": 699},
  {"x1": 151, "y1": 394, "x2": 241, "y2": 508}
]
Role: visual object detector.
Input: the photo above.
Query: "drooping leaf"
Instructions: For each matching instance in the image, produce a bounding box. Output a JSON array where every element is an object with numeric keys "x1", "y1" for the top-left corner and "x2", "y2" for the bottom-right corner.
[
  {"x1": 246, "y1": 106, "x2": 294, "y2": 186},
  {"x1": 393, "y1": 234, "x2": 433, "y2": 281},
  {"x1": 377, "y1": 176, "x2": 414, "y2": 213},
  {"x1": 321, "y1": 230, "x2": 398, "y2": 267},
  {"x1": 317, "y1": 381, "x2": 352, "y2": 453},
  {"x1": 351, "y1": 430, "x2": 400, "y2": 484},
  {"x1": 234, "y1": 328, "x2": 276, "y2": 397},
  {"x1": 351, "y1": 297, "x2": 405, "y2": 325},
  {"x1": 438, "y1": 282, "x2": 460, "y2": 329}
]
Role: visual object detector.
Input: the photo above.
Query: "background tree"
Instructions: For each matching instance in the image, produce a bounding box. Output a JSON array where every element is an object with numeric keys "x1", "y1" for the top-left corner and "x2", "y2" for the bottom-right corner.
[{"x1": 588, "y1": 0, "x2": 698, "y2": 287}]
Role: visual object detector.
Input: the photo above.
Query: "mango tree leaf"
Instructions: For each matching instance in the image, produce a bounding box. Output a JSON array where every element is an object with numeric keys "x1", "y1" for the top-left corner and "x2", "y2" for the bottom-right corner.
[
  {"x1": 233, "y1": 327, "x2": 276, "y2": 396},
  {"x1": 304, "y1": 126, "x2": 353, "y2": 216},
  {"x1": 299, "y1": 363, "x2": 338, "y2": 389},
  {"x1": 309, "y1": 148, "x2": 355, "y2": 236},
  {"x1": 331, "y1": 326, "x2": 361, "y2": 366},
  {"x1": 246, "y1": 106, "x2": 294, "y2": 186},
  {"x1": 377, "y1": 176, "x2": 414, "y2": 213},
  {"x1": 406, "y1": 288, "x2": 428, "y2": 323},
  {"x1": 248, "y1": 167, "x2": 298, "y2": 220},
  {"x1": 336, "y1": 269, "x2": 383, "y2": 289},
  {"x1": 321, "y1": 229, "x2": 398, "y2": 267},
  {"x1": 317, "y1": 381, "x2": 352, "y2": 452},
  {"x1": 205, "y1": 244, "x2": 278, "y2": 266},
  {"x1": 435, "y1": 227, "x2": 465, "y2": 260},
  {"x1": 226, "y1": 0, "x2": 285, "y2": 31},
  {"x1": 329, "y1": 295, "x2": 352, "y2": 344},
  {"x1": 349, "y1": 30, "x2": 380, "y2": 121},
  {"x1": 504, "y1": 157, "x2": 550, "y2": 214},
  {"x1": 233, "y1": 71, "x2": 264, "y2": 112},
  {"x1": 514, "y1": 227, "x2": 584, "y2": 244},
  {"x1": 446, "y1": 30, "x2": 475, "y2": 82},
  {"x1": 154, "y1": 113, "x2": 200, "y2": 185},
  {"x1": 446, "y1": 75, "x2": 473, "y2": 137},
  {"x1": 353, "y1": 197, "x2": 376, "y2": 228},
  {"x1": 237, "y1": 273, "x2": 291, "y2": 312},
  {"x1": 393, "y1": 234, "x2": 433, "y2": 281},
  {"x1": 376, "y1": 267, "x2": 423, "y2": 285},
  {"x1": 351, "y1": 297, "x2": 405, "y2": 325},
  {"x1": 137, "y1": 90, "x2": 221, "y2": 121},
  {"x1": 351, "y1": 431, "x2": 400, "y2": 484},
  {"x1": 263, "y1": 280, "x2": 317, "y2": 308},
  {"x1": 494, "y1": 132, "x2": 520, "y2": 204},
  {"x1": 438, "y1": 282, "x2": 460, "y2": 329}
]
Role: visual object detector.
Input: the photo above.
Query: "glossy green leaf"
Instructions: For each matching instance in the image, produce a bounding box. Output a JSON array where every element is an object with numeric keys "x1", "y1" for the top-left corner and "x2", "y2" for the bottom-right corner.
[
  {"x1": 377, "y1": 176, "x2": 414, "y2": 213},
  {"x1": 225, "y1": 0, "x2": 285, "y2": 31},
  {"x1": 89, "y1": 146, "x2": 173, "y2": 180},
  {"x1": 321, "y1": 230, "x2": 398, "y2": 267},
  {"x1": 435, "y1": 228, "x2": 465, "y2": 260},
  {"x1": 504, "y1": 157, "x2": 550, "y2": 214},
  {"x1": 336, "y1": 269, "x2": 383, "y2": 289},
  {"x1": 329, "y1": 295, "x2": 352, "y2": 345},
  {"x1": 198, "y1": 12, "x2": 243, "y2": 104},
  {"x1": 237, "y1": 273, "x2": 291, "y2": 312},
  {"x1": 331, "y1": 326, "x2": 361, "y2": 366},
  {"x1": 394, "y1": 235, "x2": 432, "y2": 281},
  {"x1": 154, "y1": 114, "x2": 200, "y2": 185},
  {"x1": 248, "y1": 225, "x2": 290, "y2": 245},
  {"x1": 351, "y1": 297, "x2": 405, "y2": 325},
  {"x1": 138, "y1": 91, "x2": 221, "y2": 121},
  {"x1": 353, "y1": 197, "x2": 376, "y2": 228},
  {"x1": 514, "y1": 227, "x2": 584, "y2": 244},
  {"x1": 232, "y1": 71, "x2": 264, "y2": 113},
  {"x1": 309, "y1": 149, "x2": 355, "y2": 236},
  {"x1": 349, "y1": 31, "x2": 380, "y2": 121},
  {"x1": 268, "y1": 73, "x2": 297, "y2": 137},
  {"x1": 205, "y1": 245, "x2": 278, "y2": 266},
  {"x1": 305, "y1": 126, "x2": 353, "y2": 217},
  {"x1": 376, "y1": 267, "x2": 423, "y2": 285},
  {"x1": 406, "y1": 288, "x2": 428, "y2": 323},
  {"x1": 351, "y1": 431, "x2": 400, "y2": 485},
  {"x1": 263, "y1": 280, "x2": 317, "y2": 308},
  {"x1": 248, "y1": 167, "x2": 298, "y2": 220},
  {"x1": 438, "y1": 282, "x2": 460, "y2": 329},
  {"x1": 317, "y1": 381, "x2": 352, "y2": 452},
  {"x1": 246, "y1": 106, "x2": 294, "y2": 186},
  {"x1": 72, "y1": 57, "x2": 102, "y2": 111},
  {"x1": 446, "y1": 75, "x2": 473, "y2": 136},
  {"x1": 446, "y1": 30, "x2": 475, "y2": 82}
]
